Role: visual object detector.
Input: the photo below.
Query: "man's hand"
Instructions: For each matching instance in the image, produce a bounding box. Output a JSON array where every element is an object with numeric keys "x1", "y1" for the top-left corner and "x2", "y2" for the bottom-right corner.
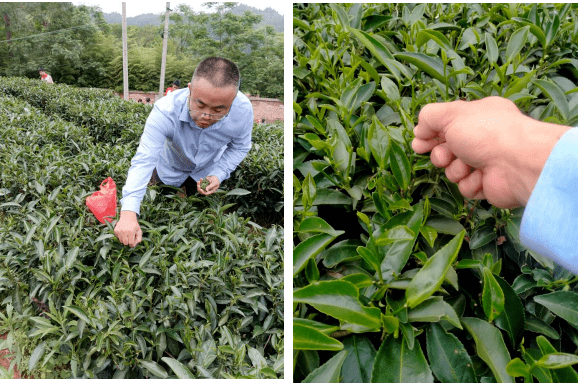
[
  {"x1": 412, "y1": 96, "x2": 570, "y2": 209},
  {"x1": 114, "y1": 211, "x2": 142, "y2": 247},
  {"x1": 197, "y1": 175, "x2": 220, "y2": 195}
]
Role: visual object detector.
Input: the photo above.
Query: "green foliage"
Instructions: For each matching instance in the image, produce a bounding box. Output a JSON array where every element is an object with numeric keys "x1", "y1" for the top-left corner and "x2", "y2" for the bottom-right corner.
[
  {"x1": 224, "y1": 122, "x2": 283, "y2": 223},
  {"x1": 0, "y1": 81, "x2": 284, "y2": 378},
  {"x1": 0, "y1": 2, "x2": 283, "y2": 99},
  {"x1": 293, "y1": 3, "x2": 578, "y2": 383}
]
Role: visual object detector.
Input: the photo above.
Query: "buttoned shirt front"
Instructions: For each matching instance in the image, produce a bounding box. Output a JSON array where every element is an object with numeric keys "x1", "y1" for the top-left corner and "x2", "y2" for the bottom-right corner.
[{"x1": 120, "y1": 88, "x2": 253, "y2": 215}]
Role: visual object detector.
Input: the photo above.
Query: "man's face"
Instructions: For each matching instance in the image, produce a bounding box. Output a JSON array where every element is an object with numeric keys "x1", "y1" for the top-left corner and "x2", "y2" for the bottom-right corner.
[{"x1": 188, "y1": 78, "x2": 237, "y2": 129}]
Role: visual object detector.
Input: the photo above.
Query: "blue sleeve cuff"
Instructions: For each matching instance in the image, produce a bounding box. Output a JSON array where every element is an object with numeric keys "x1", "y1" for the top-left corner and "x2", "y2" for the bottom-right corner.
[
  {"x1": 520, "y1": 128, "x2": 578, "y2": 274},
  {"x1": 120, "y1": 197, "x2": 141, "y2": 217}
]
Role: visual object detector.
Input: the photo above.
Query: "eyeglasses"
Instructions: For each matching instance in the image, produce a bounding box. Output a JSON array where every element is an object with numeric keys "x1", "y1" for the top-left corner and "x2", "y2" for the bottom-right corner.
[{"x1": 187, "y1": 94, "x2": 229, "y2": 122}]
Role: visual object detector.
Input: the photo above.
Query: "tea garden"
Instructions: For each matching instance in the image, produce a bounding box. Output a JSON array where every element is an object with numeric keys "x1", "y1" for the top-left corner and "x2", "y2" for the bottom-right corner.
[
  {"x1": 0, "y1": 77, "x2": 284, "y2": 378},
  {"x1": 293, "y1": 4, "x2": 577, "y2": 383}
]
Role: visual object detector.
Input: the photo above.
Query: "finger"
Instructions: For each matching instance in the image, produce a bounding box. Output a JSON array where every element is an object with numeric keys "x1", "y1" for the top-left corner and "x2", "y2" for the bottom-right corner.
[
  {"x1": 208, "y1": 181, "x2": 218, "y2": 192},
  {"x1": 128, "y1": 231, "x2": 137, "y2": 248},
  {"x1": 458, "y1": 169, "x2": 484, "y2": 199},
  {"x1": 414, "y1": 100, "x2": 467, "y2": 140},
  {"x1": 412, "y1": 137, "x2": 445, "y2": 153},
  {"x1": 445, "y1": 158, "x2": 471, "y2": 183},
  {"x1": 136, "y1": 228, "x2": 143, "y2": 245},
  {"x1": 430, "y1": 143, "x2": 455, "y2": 168}
]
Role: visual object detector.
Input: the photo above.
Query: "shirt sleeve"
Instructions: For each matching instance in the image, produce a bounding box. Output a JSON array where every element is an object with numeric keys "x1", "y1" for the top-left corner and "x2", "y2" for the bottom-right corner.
[
  {"x1": 520, "y1": 128, "x2": 578, "y2": 274},
  {"x1": 120, "y1": 106, "x2": 172, "y2": 216},
  {"x1": 208, "y1": 107, "x2": 253, "y2": 182}
]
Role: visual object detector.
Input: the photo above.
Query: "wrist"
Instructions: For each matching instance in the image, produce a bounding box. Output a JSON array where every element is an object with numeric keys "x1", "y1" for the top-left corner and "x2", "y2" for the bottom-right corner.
[
  {"x1": 120, "y1": 210, "x2": 138, "y2": 221},
  {"x1": 508, "y1": 118, "x2": 571, "y2": 205}
]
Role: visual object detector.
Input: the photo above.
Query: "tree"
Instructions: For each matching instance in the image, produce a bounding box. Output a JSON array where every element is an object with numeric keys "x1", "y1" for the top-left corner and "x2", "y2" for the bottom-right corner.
[
  {"x1": 165, "y1": 2, "x2": 283, "y2": 99},
  {"x1": 0, "y1": 2, "x2": 109, "y2": 85}
]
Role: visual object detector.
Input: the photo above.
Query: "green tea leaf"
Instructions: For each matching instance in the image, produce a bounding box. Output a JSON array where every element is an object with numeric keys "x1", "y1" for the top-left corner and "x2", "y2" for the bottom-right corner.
[
  {"x1": 482, "y1": 268, "x2": 505, "y2": 322},
  {"x1": 525, "y1": 315, "x2": 560, "y2": 340},
  {"x1": 138, "y1": 360, "x2": 169, "y2": 378},
  {"x1": 505, "y1": 358, "x2": 531, "y2": 378},
  {"x1": 535, "y1": 353, "x2": 578, "y2": 369},
  {"x1": 485, "y1": 33, "x2": 499, "y2": 65},
  {"x1": 368, "y1": 116, "x2": 391, "y2": 169},
  {"x1": 64, "y1": 306, "x2": 92, "y2": 326},
  {"x1": 394, "y1": 52, "x2": 448, "y2": 85},
  {"x1": 470, "y1": 226, "x2": 497, "y2": 249},
  {"x1": 161, "y1": 357, "x2": 195, "y2": 378},
  {"x1": 298, "y1": 217, "x2": 342, "y2": 236},
  {"x1": 294, "y1": 318, "x2": 340, "y2": 335},
  {"x1": 426, "y1": 323, "x2": 476, "y2": 383},
  {"x1": 294, "y1": 233, "x2": 342, "y2": 277},
  {"x1": 357, "y1": 246, "x2": 380, "y2": 274},
  {"x1": 293, "y1": 280, "x2": 382, "y2": 329},
  {"x1": 505, "y1": 26, "x2": 529, "y2": 65},
  {"x1": 406, "y1": 230, "x2": 465, "y2": 308},
  {"x1": 303, "y1": 351, "x2": 348, "y2": 383},
  {"x1": 494, "y1": 275, "x2": 525, "y2": 349},
  {"x1": 225, "y1": 188, "x2": 251, "y2": 196},
  {"x1": 389, "y1": 140, "x2": 411, "y2": 191},
  {"x1": 371, "y1": 335, "x2": 434, "y2": 383},
  {"x1": 461, "y1": 317, "x2": 514, "y2": 383},
  {"x1": 544, "y1": 13, "x2": 560, "y2": 48},
  {"x1": 416, "y1": 29, "x2": 454, "y2": 51},
  {"x1": 536, "y1": 336, "x2": 578, "y2": 382},
  {"x1": 533, "y1": 291, "x2": 578, "y2": 328},
  {"x1": 294, "y1": 323, "x2": 344, "y2": 351},
  {"x1": 532, "y1": 79, "x2": 570, "y2": 122},
  {"x1": 349, "y1": 28, "x2": 395, "y2": 66},
  {"x1": 341, "y1": 335, "x2": 377, "y2": 383},
  {"x1": 503, "y1": 70, "x2": 536, "y2": 98},
  {"x1": 28, "y1": 342, "x2": 45, "y2": 372}
]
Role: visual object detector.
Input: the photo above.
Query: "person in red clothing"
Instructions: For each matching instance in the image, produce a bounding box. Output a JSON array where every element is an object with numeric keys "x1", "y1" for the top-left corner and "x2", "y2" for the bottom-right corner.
[
  {"x1": 38, "y1": 68, "x2": 53, "y2": 84},
  {"x1": 164, "y1": 79, "x2": 180, "y2": 96}
]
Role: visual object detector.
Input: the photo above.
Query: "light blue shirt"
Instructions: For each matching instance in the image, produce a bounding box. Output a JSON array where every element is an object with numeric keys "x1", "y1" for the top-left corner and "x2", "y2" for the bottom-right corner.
[
  {"x1": 520, "y1": 128, "x2": 578, "y2": 274},
  {"x1": 120, "y1": 88, "x2": 253, "y2": 215}
]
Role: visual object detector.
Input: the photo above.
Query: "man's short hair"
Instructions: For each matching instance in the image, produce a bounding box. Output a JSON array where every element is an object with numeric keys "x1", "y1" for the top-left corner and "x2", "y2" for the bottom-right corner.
[{"x1": 192, "y1": 57, "x2": 240, "y2": 89}]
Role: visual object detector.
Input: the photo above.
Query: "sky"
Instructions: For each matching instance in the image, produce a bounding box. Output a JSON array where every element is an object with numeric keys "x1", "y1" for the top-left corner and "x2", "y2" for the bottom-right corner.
[{"x1": 72, "y1": 1, "x2": 285, "y2": 17}]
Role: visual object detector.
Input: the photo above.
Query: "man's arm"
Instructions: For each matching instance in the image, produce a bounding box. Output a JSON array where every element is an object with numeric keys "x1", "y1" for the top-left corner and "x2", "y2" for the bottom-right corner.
[
  {"x1": 520, "y1": 128, "x2": 578, "y2": 274},
  {"x1": 120, "y1": 107, "x2": 172, "y2": 216}
]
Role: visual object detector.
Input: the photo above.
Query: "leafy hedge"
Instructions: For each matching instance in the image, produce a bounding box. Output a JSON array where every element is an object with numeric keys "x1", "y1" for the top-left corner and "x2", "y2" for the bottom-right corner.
[
  {"x1": 0, "y1": 89, "x2": 284, "y2": 378},
  {"x1": 0, "y1": 76, "x2": 283, "y2": 223},
  {"x1": 293, "y1": 4, "x2": 577, "y2": 383},
  {"x1": 0, "y1": 77, "x2": 150, "y2": 144},
  {"x1": 225, "y1": 123, "x2": 284, "y2": 221}
]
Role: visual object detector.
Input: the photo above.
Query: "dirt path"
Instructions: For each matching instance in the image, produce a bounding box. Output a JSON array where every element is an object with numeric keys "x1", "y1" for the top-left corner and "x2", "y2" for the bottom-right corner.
[{"x1": 0, "y1": 333, "x2": 23, "y2": 379}]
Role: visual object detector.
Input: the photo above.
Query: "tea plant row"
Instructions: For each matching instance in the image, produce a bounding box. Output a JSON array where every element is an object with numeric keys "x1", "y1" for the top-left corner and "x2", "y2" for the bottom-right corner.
[
  {"x1": 0, "y1": 77, "x2": 284, "y2": 222},
  {"x1": 0, "y1": 84, "x2": 284, "y2": 378}
]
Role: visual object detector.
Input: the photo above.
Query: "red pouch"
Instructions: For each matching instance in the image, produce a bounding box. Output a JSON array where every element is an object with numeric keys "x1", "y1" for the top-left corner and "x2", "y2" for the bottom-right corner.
[{"x1": 86, "y1": 177, "x2": 117, "y2": 224}]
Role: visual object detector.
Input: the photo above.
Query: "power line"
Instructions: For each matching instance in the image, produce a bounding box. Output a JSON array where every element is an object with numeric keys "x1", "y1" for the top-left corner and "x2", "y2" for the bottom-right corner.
[{"x1": 0, "y1": 20, "x2": 108, "y2": 44}]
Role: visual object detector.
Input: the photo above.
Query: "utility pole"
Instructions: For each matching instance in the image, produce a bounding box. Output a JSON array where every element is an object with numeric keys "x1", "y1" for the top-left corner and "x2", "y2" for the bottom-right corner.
[
  {"x1": 159, "y1": 2, "x2": 170, "y2": 97},
  {"x1": 122, "y1": 2, "x2": 129, "y2": 101},
  {"x1": 3, "y1": 13, "x2": 11, "y2": 58}
]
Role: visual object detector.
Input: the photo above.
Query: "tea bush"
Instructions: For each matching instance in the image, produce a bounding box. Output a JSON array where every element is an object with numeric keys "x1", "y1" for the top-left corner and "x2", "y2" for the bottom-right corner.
[
  {"x1": 0, "y1": 76, "x2": 284, "y2": 223},
  {"x1": 225, "y1": 123, "x2": 284, "y2": 222},
  {"x1": 0, "y1": 86, "x2": 284, "y2": 378},
  {"x1": 293, "y1": 4, "x2": 577, "y2": 383}
]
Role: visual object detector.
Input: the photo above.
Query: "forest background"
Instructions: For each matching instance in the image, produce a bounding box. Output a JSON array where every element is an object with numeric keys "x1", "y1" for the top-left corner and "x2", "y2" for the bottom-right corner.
[{"x1": 0, "y1": 2, "x2": 284, "y2": 99}]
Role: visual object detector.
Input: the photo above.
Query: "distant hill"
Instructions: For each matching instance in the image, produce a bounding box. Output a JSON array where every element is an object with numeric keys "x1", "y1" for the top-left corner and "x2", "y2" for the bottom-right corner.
[{"x1": 102, "y1": 4, "x2": 283, "y2": 32}]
